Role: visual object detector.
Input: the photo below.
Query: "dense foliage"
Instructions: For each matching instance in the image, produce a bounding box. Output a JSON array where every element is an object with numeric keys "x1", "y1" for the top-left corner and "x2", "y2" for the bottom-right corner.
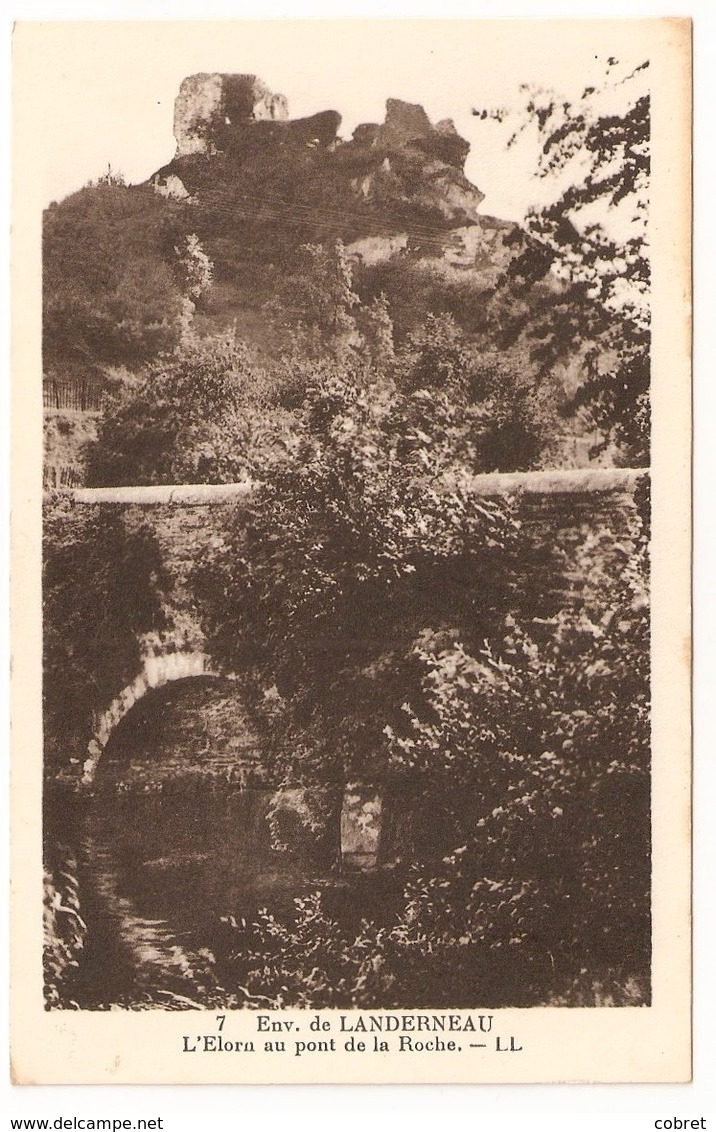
[
  {"x1": 42, "y1": 499, "x2": 170, "y2": 764},
  {"x1": 43, "y1": 181, "x2": 187, "y2": 377},
  {"x1": 85, "y1": 331, "x2": 300, "y2": 486}
]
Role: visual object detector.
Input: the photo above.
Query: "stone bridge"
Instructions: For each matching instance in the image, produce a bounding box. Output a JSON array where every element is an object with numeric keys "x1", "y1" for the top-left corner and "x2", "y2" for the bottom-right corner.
[{"x1": 57, "y1": 467, "x2": 648, "y2": 868}]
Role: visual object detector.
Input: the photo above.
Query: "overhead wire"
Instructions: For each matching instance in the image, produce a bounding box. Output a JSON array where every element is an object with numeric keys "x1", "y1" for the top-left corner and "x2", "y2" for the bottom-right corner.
[
  {"x1": 173, "y1": 182, "x2": 482, "y2": 255},
  {"x1": 202, "y1": 183, "x2": 469, "y2": 240}
]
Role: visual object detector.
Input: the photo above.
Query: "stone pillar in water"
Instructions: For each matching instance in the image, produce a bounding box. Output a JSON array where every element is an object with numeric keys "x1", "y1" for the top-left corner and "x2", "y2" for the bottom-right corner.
[{"x1": 340, "y1": 784, "x2": 383, "y2": 872}]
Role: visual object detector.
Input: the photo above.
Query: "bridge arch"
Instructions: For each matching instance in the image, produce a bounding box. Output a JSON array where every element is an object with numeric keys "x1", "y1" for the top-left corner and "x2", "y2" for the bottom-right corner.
[
  {"x1": 80, "y1": 639, "x2": 387, "y2": 871},
  {"x1": 81, "y1": 634, "x2": 225, "y2": 784}
]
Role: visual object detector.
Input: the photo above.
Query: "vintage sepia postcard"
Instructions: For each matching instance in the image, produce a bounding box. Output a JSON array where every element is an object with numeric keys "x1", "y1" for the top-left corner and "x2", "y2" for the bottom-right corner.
[{"x1": 10, "y1": 18, "x2": 691, "y2": 1084}]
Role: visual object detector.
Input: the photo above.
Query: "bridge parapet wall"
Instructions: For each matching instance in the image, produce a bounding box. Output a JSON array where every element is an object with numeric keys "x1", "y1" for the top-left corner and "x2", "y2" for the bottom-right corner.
[{"x1": 49, "y1": 468, "x2": 646, "y2": 507}]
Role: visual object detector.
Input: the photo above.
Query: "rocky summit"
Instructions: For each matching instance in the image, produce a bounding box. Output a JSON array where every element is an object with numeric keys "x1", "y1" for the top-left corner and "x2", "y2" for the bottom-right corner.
[{"x1": 152, "y1": 73, "x2": 503, "y2": 253}]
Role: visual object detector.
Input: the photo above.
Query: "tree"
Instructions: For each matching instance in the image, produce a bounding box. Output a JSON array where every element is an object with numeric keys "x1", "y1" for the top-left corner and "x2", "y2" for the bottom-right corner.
[
  {"x1": 175, "y1": 233, "x2": 214, "y2": 302},
  {"x1": 355, "y1": 293, "x2": 395, "y2": 370},
  {"x1": 383, "y1": 512, "x2": 650, "y2": 1003},
  {"x1": 43, "y1": 181, "x2": 188, "y2": 373},
  {"x1": 396, "y1": 313, "x2": 563, "y2": 471},
  {"x1": 194, "y1": 356, "x2": 523, "y2": 785},
  {"x1": 278, "y1": 241, "x2": 361, "y2": 357},
  {"x1": 476, "y1": 61, "x2": 650, "y2": 463}
]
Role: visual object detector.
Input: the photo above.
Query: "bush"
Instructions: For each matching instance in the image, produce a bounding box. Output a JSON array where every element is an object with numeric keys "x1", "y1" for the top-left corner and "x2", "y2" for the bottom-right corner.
[{"x1": 86, "y1": 331, "x2": 300, "y2": 486}]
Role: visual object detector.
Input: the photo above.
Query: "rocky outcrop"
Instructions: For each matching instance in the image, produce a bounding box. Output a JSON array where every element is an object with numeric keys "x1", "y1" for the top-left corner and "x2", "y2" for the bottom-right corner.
[
  {"x1": 350, "y1": 100, "x2": 483, "y2": 222},
  {"x1": 152, "y1": 173, "x2": 190, "y2": 201},
  {"x1": 345, "y1": 232, "x2": 409, "y2": 266},
  {"x1": 284, "y1": 109, "x2": 341, "y2": 148},
  {"x1": 344, "y1": 100, "x2": 473, "y2": 174},
  {"x1": 146, "y1": 74, "x2": 515, "y2": 311},
  {"x1": 376, "y1": 98, "x2": 432, "y2": 149},
  {"x1": 171, "y1": 76, "x2": 473, "y2": 185},
  {"x1": 352, "y1": 122, "x2": 380, "y2": 146},
  {"x1": 370, "y1": 99, "x2": 471, "y2": 171},
  {"x1": 174, "y1": 73, "x2": 289, "y2": 156}
]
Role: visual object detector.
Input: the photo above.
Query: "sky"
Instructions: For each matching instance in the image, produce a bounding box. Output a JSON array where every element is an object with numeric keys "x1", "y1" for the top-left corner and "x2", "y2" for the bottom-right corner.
[{"x1": 22, "y1": 19, "x2": 651, "y2": 221}]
